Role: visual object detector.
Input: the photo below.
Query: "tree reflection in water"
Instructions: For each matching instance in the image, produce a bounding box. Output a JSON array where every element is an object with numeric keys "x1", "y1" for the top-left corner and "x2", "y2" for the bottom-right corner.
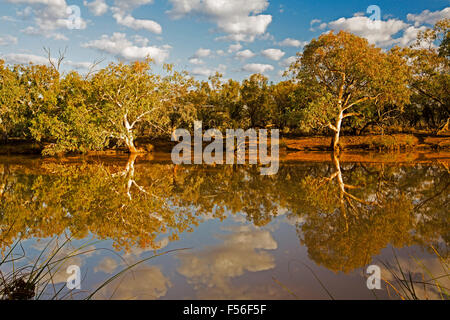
[{"x1": 0, "y1": 154, "x2": 448, "y2": 274}]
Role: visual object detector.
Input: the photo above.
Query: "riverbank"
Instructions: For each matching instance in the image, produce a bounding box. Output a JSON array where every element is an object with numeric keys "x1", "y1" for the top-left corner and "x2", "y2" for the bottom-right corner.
[{"x1": 0, "y1": 133, "x2": 449, "y2": 156}]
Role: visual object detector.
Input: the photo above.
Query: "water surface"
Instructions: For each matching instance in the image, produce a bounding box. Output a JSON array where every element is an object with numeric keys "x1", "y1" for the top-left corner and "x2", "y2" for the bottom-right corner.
[{"x1": 0, "y1": 152, "x2": 448, "y2": 299}]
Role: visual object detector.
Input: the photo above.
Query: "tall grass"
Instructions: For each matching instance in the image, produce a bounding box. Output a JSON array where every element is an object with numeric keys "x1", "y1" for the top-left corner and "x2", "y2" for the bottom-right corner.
[
  {"x1": 0, "y1": 236, "x2": 188, "y2": 300},
  {"x1": 379, "y1": 247, "x2": 449, "y2": 300}
]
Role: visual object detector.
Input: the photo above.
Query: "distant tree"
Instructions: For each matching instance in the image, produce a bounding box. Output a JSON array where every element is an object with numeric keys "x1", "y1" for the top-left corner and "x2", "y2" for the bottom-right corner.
[
  {"x1": 220, "y1": 78, "x2": 242, "y2": 128},
  {"x1": 29, "y1": 71, "x2": 108, "y2": 155},
  {"x1": 269, "y1": 81, "x2": 296, "y2": 129},
  {"x1": 241, "y1": 74, "x2": 270, "y2": 128},
  {"x1": 401, "y1": 19, "x2": 450, "y2": 131},
  {"x1": 288, "y1": 31, "x2": 410, "y2": 151},
  {"x1": 0, "y1": 61, "x2": 24, "y2": 142}
]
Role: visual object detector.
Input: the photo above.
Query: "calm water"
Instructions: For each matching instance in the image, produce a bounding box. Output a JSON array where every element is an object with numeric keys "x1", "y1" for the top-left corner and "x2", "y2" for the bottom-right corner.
[{"x1": 0, "y1": 152, "x2": 448, "y2": 300}]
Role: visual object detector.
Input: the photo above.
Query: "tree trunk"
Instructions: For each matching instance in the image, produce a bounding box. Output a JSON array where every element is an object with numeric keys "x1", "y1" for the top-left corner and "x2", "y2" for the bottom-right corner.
[
  {"x1": 125, "y1": 134, "x2": 138, "y2": 153},
  {"x1": 331, "y1": 111, "x2": 344, "y2": 152},
  {"x1": 123, "y1": 113, "x2": 139, "y2": 154}
]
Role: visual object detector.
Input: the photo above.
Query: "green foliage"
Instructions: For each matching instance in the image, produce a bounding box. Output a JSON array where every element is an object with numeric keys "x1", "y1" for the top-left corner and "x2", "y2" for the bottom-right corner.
[
  {"x1": 286, "y1": 30, "x2": 411, "y2": 149},
  {"x1": 0, "y1": 20, "x2": 449, "y2": 155},
  {"x1": 400, "y1": 19, "x2": 450, "y2": 131}
]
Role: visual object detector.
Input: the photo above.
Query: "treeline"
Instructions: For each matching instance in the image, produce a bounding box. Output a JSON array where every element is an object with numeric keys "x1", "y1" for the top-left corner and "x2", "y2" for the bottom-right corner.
[{"x1": 0, "y1": 19, "x2": 448, "y2": 155}]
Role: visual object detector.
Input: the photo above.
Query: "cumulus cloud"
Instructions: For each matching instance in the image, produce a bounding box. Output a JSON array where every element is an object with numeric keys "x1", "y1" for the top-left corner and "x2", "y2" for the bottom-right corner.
[
  {"x1": 310, "y1": 19, "x2": 327, "y2": 32},
  {"x1": 320, "y1": 8, "x2": 450, "y2": 48},
  {"x1": 407, "y1": 7, "x2": 450, "y2": 27},
  {"x1": 167, "y1": 0, "x2": 272, "y2": 42},
  {"x1": 279, "y1": 56, "x2": 297, "y2": 68},
  {"x1": 261, "y1": 48, "x2": 285, "y2": 61},
  {"x1": 189, "y1": 57, "x2": 204, "y2": 65},
  {"x1": 242, "y1": 63, "x2": 274, "y2": 73},
  {"x1": 110, "y1": 0, "x2": 162, "y2": 34},
  {"x1": 95, "y1": 265, "x2": 171, "y2": 300},
  {"x1": 1, "y1": 53, "x2": 50, "y2": 65},
  {"x1": 327, "y1": 16, "x2": 408, "y2": 47},
  {"x1": 1, "y1": 52, "x2": 96, "y2": 71},
  {"x1": 83, "y1": 0, "x2": 108, "y2": 16},
  {"x1": 193, "y1": 48, "x2": 212, "y2": 58},
  {"x1": 191, "y1": 64, "x2": 226, "y2": 77},
  {"x1": 65, "y1": 60, "x2": 96, "y2": 70},
  {"x1": 21, "y1": 26, "x2": 68, "y2": 40},
  {"x1": 94, "y1": 257, "x2": 119, "y2": 274},
  {"x1": 7, "y1": 0, "x2": 87, "y2": 39},
  {"x1": 0, "y1": 35, "x2": 18, "y2": 46},
  {"x1": 176, "y1": 226, "x2": 277, "y2": 298},
  {"x1": 113, "y1": 0, "x2": 155, "y2": 13},
  {"x1": 235, "y1": 49, "x2": 255, "y2": 60},
  {"x1": 277, "y1": 38, "x2": 306, "y2": 47},
  {"x1": 228, "y1": 43, "x2": 243, "y2": 53},
  {"x1": 112, "y1": 11, "x2": 162, "y2": 34},
  {"x1": 277, "y1": 56, "x2": 297, "y2": 78},
  {"x1": 82, "y1": 33, "x2": 170, "y2": 64}
]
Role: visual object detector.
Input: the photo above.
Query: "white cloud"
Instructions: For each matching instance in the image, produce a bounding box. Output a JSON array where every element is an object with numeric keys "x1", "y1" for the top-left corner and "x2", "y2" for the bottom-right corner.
[
  {"x1": 7, "y1": 0, "x2": 87, "y2": 38},
  {"x1": 1, "y1": 52, "x2": 96, "y2": 70},
  {"x1": 315, "y1": 8, "x2": 450, "y2": 48},
  {"x1": 310, "y1": 19, "x2": 327, "y2": 32},
  {"x1": 94, "y1": 265, "x2": 171, "y2": 299},
  {"x1": 279, "y1": 56, "x2": 297, "y2": 68},
  {"x1": 396, "y1": 25, "x2": 428, "y2": 47},
  {"x1": 113, "y1": 0, "x2": 155, "y2": 13},
  {"x1": 242, "y1": 63, "x2": 274, "y2": 74},
  {"x1": 167, "y1": 0, "x2": 272, "y2": 42},
  {"x1": 235, "y1": 49, "x2": 255, "y2": 60},
  {"x1": 1, "y1": 53, "x2": 49, "y2": 65},
  {"x1": 82, "y1": 33, "x2": 170, "y2": 64},
  {"x1": 228, "y1": 43, "x2": 243, "y2": 53},
  {"x1": 326, "y1": 16, "x2": 409, "y2": 47},
  {"x1": 277, "y1": 38, "x2": 306, "y2": 47},
  {"x1": 22, "y1": 26, "x2": 68, "y2": 40},
  {"x1": 176, "y1": 226, "x2": 277, "y2": 299},
  {"x1": 193, "y1": 48, "x2": 211, "y2": 58},
  {"x1": 261, "y1": 48, "x2": 285, "y2": 61},
  {"x1": 65, "y1": 60, "x2": 95, "y2": 70},
  {"x1": 0, "y1": 35, "x2": 18, "y2": 46},
  {"x1": 278, "y1": 56, "x2": 297, "y2": 78},
  {"x1": 407, "y1": 8, "x2": 450, "y2": 27},
  {"x1": 189, "y1": 57, "x2": 204, "y2": 65},
  {"x1": 0, "y1": 15, "x2": 19, "y2": 22},
  {"x1": 112, "y1": 11, "x2": 162, "y2": 34},
  {"x1": 133, "y1": 34, "x2": 149, "y2": 46},
  {"x1": 323, "y1": 10, "x2": 449, "y2": 48},
  {"x1": 110, "y1": 0, "x2": 162, "y2": 34},
  {"x1": 94, "y1": 257, "x2": 118, "y2": 274},
  {"x1": 191, "y1": 64, "x2": 226, "y2": 77},
  {"x1": 83, "y1": 0, "x2": 108, "y2": 16}
]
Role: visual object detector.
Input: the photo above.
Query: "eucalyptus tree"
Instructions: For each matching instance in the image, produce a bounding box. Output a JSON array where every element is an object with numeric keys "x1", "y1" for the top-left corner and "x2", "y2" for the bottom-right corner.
[
  {"x1": 401, "y1": 19, "x2": 450, "y2": 131},
  {"x1": 0, "y1": 60, "x2": 22, "y2": 142},
  {"x1": 240, "y1": 73, "x2": 270, "y2": 128},
  {"x1": 89, "y1": 59, "x2": 193, "y2": 153},
  {"x1": 288, "y1": 31, "x2": 410, "y2": 151}
]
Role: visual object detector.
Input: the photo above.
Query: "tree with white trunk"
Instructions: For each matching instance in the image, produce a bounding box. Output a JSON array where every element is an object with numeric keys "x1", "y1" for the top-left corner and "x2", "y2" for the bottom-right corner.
[
  {"x1": 89, "y1": 59, "x2": 193, "y2": 153},
  {"x1": 288, "y1": 31, "x2": 411, "y2": 151}
]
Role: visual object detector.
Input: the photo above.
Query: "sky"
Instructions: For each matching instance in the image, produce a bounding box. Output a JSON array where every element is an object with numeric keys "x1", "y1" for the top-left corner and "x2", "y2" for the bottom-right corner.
[{"x1": 0, "y1": 0, "x2": 449, "y2": 82}]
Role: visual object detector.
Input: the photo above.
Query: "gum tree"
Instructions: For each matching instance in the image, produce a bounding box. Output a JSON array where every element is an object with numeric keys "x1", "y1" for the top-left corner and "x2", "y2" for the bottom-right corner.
[
  {"x1": 401, "y1": 19, "x2": 449, "y2": 131},
  {"x1": 241, "y1": 73, "x2": 270, "y2": 128},
  {"x1": 0, "y1": 60, "x2": 22, "y2": 142},
  {"x1": 288, "y1": 31, "x2": 410, "y2": 151},
  {"x1": 89, "y1": 59, "x2": 192, "y2": 153}
]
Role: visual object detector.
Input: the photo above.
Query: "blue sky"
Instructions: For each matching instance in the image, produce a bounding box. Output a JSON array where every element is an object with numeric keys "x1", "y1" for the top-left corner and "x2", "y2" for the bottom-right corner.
[{"x1": 0, "y1": 0, "x2": 449, "y2": 81}]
